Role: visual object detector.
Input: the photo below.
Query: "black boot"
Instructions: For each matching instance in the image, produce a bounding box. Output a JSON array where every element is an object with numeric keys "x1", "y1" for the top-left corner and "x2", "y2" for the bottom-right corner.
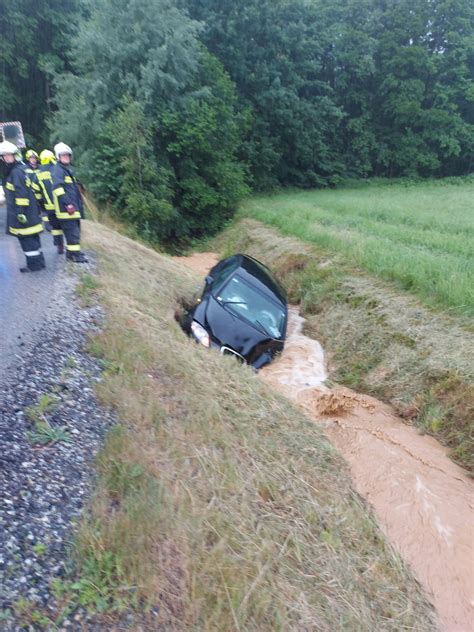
[
  {"x1": 66, "y1": 251, "x2": 88, "y2": 263},
  {"x1": 24, "y1": 252, "x2": 46, "y2": 271}
]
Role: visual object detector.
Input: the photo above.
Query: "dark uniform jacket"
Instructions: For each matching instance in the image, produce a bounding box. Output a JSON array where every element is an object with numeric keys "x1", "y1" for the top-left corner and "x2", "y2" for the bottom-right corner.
[
  {"x1": 24, "y1": 165, "x2": 40, "y2": 183},
  {"x1": 51, "y1": 162, "x2": 84, "y2": 220},
  {"x1": 4, "y1": 162, "x2": 43, "y2": 237},
  {"x1": 37, "y1": 164, "x2": 56, "y2": 212}
]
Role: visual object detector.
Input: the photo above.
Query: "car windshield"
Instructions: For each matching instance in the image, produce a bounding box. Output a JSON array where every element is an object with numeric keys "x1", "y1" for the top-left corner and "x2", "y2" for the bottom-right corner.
[{"x1": 216, "y1": 275, "x2": 286, "y2": 339}]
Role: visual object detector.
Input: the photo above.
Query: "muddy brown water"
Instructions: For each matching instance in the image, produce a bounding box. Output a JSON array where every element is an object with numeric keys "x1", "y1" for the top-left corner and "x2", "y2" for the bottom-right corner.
[{"x1": 175, "y1": 253, "x2": 474, "y2": 632}]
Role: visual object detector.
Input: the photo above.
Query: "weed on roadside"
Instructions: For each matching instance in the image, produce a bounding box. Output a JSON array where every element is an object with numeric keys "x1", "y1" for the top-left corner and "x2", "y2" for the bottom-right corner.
[
  {"x1": 27, "y1": 420, "x2": 72, "y2": 447},
  {"x1": 25, "y1": 392, "x2": 72, "y2": 447},
  {"x1": 12, "y1": 598, "x2": 56, "y2": 631},
  {"x1": 25, "y1": 393, "x2": 59, "y2": 423},
  {"x1": 32, "y1": 542, "x2": 47, "y2": 557},
  {"x1": 76, "y1": 273, "x2": 100, "y2": 307}
]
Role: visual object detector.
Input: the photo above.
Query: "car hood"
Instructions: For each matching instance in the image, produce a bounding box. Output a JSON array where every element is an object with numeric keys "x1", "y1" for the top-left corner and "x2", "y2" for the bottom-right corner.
[{"x1": 198, "y1": 295, "x2": 284, "y2": 361}]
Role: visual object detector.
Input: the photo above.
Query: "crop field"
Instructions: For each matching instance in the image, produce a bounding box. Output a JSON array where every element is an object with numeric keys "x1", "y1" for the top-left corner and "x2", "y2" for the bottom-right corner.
[{"x1": 239, "y1": 178, "x2": 474, "y2": 316}]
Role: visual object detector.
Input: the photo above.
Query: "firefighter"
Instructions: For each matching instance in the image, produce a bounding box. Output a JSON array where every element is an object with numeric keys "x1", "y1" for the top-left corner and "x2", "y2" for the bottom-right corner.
[
  {"x1": 51, "y1": 142, "x2": 88, "y2": 263},
  {"x1": 38, "y1": 149, "x2": 64, "y2": 253},
  {"x1": 0, "y1": 140, "x2": 45, "y2": 272},
  {"x1": 25, "y1": 148, "x2": 50, "y2": 231},
  {"x1": 25, "y1": 149, "x2": 39, "y2": 173}
]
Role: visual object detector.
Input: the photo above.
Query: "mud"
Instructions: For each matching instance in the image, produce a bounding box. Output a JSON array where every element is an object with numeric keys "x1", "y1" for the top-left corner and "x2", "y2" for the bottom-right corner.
[
  {"x1": 175, "y1": 254, "x2": 474, "y2": 632},
  {"x1": 262, "y1": 308, "x2": 474, "y2": 632},
  {"x1": 173, "y1": 252, "x2": 218, "y2": 278}
]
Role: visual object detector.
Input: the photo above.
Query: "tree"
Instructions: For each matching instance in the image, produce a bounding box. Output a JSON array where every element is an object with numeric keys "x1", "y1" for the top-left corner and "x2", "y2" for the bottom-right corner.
[
  {"x1": 182, "y1": 0, "x2": 347, "y2": 188},
  {"x1": 50, "y1": 0, "x2": 247, "y2": 243},
  {"x1": 184, "y1": 0, "x2": 474, "y2": 182},
  {"x1": 370, "y1": 0, "x2": 474, "y2": 175},
  {"x1": 159, "y1": 51, "x2": 249, "y2": 238},
  {"x1": 0, "y1": 0, "x2": 81, "y2": 145}
]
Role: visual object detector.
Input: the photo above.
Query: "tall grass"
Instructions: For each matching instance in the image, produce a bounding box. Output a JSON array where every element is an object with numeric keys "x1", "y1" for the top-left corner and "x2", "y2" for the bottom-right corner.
[
  {"x1": 68, "y1": 221, "x2": 436, "y2": 629},
  {"x1": 240, "y1": 179, "x2": 474, "y2": 315}
]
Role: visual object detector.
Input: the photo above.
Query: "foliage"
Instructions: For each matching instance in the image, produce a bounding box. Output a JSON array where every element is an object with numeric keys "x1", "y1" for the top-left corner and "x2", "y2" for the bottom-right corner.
[
  {"x1": 50, "y1": 0, "x2": 246, "y2": 243},
  {"x1": 107, "y1": 99, "x2": 177, "y2": 242},
  {"x1": 0, "y1": 0, "x2": 81, "y2": 146},
  {"x1": 158, "y1": 52, "x2": 250, "y2": 238},
  {"x1": 370, "y1": 0, "x2": 474, "y2": 177},
  {"x1": 183, "y1": 0, "x2": 474, "y2": 187},
  {"x1": 27, "y1": 421, "x2": 72, "y2": 446},
  {"x1": 25, "y1": 391, "x2": 72, "y2": 446},
  {"x1": 3, "y1": 0, "x2": 473, "y2": 238}
]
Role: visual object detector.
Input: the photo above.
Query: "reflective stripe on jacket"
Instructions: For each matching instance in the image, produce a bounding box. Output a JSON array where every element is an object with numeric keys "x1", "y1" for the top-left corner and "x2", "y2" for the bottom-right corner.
[
  {"x1": 37, "y1": 165, "x2": 55, "y2": 211},
  {"x1": 24, "y1": 166, "x2": 44, "y2": 207},
  {"x1": 51, "y1": 163, "x2": 84, "y2": 220},
  {"x1": 4, "y1": 163, "x2": 43, "y2": 237}
]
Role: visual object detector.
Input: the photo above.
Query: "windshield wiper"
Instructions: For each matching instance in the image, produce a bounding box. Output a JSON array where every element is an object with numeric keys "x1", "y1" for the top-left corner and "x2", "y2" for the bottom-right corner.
[
  {"x1": 221, "y1": 300, "x2": 247, "y2": 306},
  {"x1": 255, "y1": 319, "x2": 272, "y2": 337}
]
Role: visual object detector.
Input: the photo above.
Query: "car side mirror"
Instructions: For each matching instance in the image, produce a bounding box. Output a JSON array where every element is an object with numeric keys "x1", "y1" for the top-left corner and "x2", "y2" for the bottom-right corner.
[{"x1": 205, "y1": 275, "x2": 214, "y2": 286}]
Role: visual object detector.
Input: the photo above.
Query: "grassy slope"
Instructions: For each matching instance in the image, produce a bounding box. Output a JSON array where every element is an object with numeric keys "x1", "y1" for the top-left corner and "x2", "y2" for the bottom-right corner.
[
  {"x1": 239, "y1": 179, "x2": 474, "y2": 316},
  {"x1": 65, "y1": 221, "x2": 436, "y2": 630},
  {"x1": 215, "y1": 219, "x2": 473, "y2": 473}
]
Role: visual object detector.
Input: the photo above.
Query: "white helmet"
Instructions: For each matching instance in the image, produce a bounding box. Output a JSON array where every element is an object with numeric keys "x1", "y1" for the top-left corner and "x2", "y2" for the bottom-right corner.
[
  {"x1": 54, "y1": 142, "x2": 73, "y2": 159},
  {"x1": 0, "y1": 140, "x2": 19, "y2": 156}
]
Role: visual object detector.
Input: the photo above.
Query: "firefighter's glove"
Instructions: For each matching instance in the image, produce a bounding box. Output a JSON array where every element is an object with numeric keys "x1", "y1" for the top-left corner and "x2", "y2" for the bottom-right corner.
[
  {"x1": 17, "y1": 213, "x2": 27, "y2": 224},
  {"x1": 66, "y1": 204, "x2": 76, "y2": 216}
]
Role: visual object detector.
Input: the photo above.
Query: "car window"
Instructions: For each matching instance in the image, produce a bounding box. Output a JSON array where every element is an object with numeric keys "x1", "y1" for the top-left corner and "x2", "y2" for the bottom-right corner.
[
  {"x1": 216, "y1": 275, "x2": 286, "y2": 339},
  {"x1": 210, "y1": 257, "x2": 240, "y2": 292}
]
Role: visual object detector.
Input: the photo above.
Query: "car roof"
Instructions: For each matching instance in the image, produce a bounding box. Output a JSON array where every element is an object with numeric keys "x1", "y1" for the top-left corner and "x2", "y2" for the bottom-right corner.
[{"x1": 234, "y1": 254, "x2": 287, "y2": 306}]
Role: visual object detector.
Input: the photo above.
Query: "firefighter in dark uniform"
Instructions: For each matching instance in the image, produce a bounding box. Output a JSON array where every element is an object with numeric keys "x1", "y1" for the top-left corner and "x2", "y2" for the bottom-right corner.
[
  {"x1": 25, "y1": 149, "x2": 40, "y2": 175},
  {"x1": 38, "y1": 149, "x2": 64, "y2": 253},
  {"x1": 25, "y1": 149, "x2": 50, "y2": 231},
  {"x1": 51, "y1": 142, "x2": 88, "y2": 263},
  {"x1": 0, "y1": 141, "x2": 45, "y2": 272}
]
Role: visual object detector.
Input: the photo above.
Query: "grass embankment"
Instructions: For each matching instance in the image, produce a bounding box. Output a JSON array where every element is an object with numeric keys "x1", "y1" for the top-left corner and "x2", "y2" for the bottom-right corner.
[
  {"x1": 240, "y1": 178, "x2": 474, "y2": 317},
  {"x1": 215, "y1": 218, "x2": 474, "y2": 473},
  {"x1": 65, "y1": 221, "x2": 436, "y2": 629}
]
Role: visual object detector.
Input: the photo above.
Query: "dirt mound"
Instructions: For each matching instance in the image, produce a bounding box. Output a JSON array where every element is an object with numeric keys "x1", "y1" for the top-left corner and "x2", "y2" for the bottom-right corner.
[{"x1": 300, "y1": 388, "x2": 376, "y2": 416}]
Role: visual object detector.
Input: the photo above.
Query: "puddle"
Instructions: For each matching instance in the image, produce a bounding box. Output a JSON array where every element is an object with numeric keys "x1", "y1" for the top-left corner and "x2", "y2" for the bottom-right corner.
[{"x1": 175, "y1": 254, "x2": 474, "y2": 632}]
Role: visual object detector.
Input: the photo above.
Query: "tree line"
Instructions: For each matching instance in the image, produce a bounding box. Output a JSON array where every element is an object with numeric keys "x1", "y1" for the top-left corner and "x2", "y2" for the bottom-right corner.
[{"x1": 1, "y1": 0, "x2": 473, "y2": 243}]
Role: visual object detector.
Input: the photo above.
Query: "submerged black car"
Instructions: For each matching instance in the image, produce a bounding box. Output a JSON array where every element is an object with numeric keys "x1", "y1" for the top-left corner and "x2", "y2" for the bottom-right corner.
[{"x1": 182, "y1": 254, "x2": 288, "y2": 369}]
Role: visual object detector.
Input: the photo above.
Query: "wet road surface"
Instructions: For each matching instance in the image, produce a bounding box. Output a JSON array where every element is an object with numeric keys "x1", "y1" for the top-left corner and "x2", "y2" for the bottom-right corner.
[{"x1": 0, "y1": 203, "x2": 61, "y2": 383}]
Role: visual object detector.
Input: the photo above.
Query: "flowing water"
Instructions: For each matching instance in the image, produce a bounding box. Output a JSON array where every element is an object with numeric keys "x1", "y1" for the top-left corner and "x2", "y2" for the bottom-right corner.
[{"x1": 177, "y1": 254, "x2": 474, "y2": 632}]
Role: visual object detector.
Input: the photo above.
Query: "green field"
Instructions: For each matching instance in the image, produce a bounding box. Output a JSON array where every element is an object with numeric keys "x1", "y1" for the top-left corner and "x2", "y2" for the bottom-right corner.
[{"x1": 240, "y1": 179, "x2": 474, "y2": 316}]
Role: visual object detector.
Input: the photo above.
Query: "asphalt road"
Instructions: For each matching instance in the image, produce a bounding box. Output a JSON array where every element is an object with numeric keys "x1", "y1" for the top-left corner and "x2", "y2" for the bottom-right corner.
[{"x1": 0, "y1": 203, "x2": 60, "y2": 383}]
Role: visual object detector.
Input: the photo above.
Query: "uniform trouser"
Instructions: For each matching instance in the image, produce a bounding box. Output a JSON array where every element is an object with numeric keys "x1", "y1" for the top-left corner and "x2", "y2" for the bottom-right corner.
[
  {"x1": 42, "y1": 211, "x2": 51, "y2": 232},
  {"x1": 18, "y1": 234, "x2": 45, "y2": 270},
  {"x1": 58, "y1": 219, "x2": 81, "y2": 252},
  {"x1": 48, "y1": 211, "x2": 64, "y2": 247}
]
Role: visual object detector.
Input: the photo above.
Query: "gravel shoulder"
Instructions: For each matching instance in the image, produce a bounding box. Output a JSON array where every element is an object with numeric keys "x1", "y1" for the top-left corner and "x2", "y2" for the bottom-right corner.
[{"x1": 0, "y1": 254, "x2": 115, "y2": 629}]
